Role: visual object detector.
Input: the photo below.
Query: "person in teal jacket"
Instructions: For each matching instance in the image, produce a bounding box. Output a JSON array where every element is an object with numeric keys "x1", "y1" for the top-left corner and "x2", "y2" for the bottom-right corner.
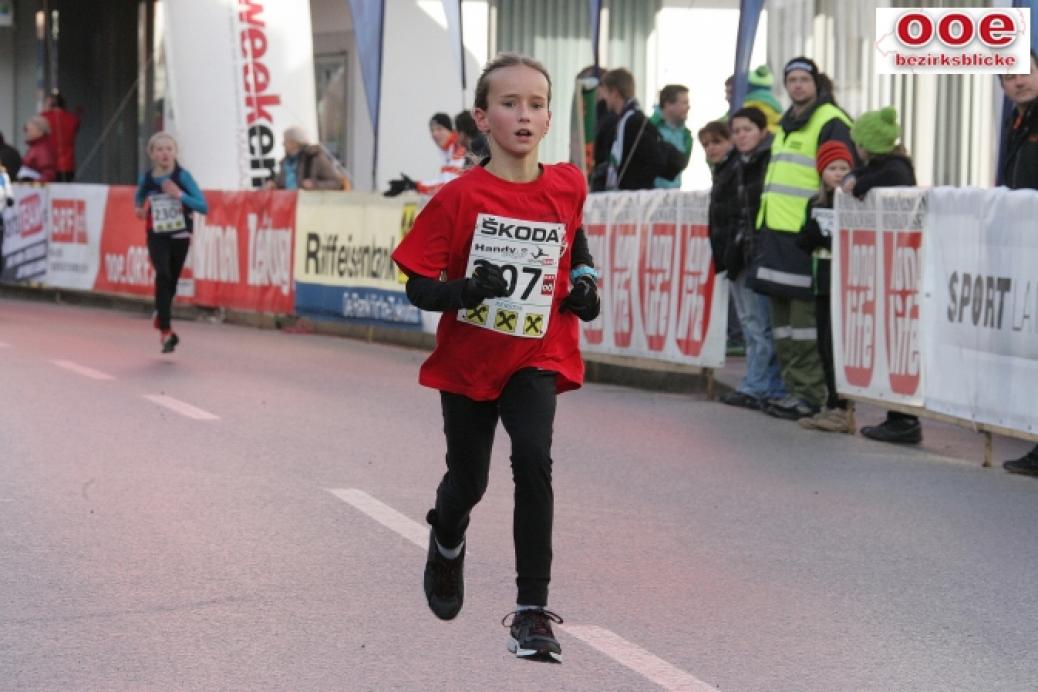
[{"x1": 650, "y1": 84, "x2": 692, "y2": 188}]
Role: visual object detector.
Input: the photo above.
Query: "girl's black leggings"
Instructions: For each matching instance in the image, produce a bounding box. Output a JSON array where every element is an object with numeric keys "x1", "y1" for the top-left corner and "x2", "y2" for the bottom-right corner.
[
  {"x1": 147, "y1": 233, "x2": 190, "y2": 331},
  {"x1": 431, "y1": 367, "x2": 557, "y2": 607}
]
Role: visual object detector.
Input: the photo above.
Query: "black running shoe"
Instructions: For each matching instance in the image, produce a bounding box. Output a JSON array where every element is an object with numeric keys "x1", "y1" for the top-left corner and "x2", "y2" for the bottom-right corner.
[
  {"x1": 503, "y1": 608, "x2": 563, "y2": 663},
  {"x1": 161, "y1": 332, "x2": 179, "y2": 354},
  {"x1": 423, "y1": 527, "x2": 464, "y2": 620}
]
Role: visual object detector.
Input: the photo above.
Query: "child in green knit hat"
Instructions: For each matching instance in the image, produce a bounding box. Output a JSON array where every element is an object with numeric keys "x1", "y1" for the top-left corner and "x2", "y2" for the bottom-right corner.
[{"x1": 842, "y1": 105, "x2": 924, "y2": 446}]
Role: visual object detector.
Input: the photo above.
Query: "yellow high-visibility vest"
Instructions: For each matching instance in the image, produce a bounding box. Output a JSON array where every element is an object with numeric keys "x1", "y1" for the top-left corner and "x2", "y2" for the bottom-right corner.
[{"x1": 757, "y1": 103, "x2": 852, "y2": 233}]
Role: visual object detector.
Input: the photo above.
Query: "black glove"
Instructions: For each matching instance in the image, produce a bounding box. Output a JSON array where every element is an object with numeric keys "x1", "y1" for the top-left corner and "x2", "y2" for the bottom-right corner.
[
  {"x1": 460, "y1": 260, "x2": 509, "y2": 308},
  {"x1": 560, "y1": 275, "x2": 600, "y2": 321},
  {"x1": 383, "y1": 173, "x2": 418, "y2": 197},
  {"x1": 796, "y1": 218, "x2": 826, "y2": 254}
]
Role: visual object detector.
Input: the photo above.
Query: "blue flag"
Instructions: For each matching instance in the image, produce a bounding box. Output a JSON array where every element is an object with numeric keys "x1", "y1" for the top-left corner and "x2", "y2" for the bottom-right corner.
[
  {"x1": 347, "y1": 0, "x2": 385, "y2": 149},
  {"x1": 731, "y1": 0, "x2": 765, "y2": 113}
]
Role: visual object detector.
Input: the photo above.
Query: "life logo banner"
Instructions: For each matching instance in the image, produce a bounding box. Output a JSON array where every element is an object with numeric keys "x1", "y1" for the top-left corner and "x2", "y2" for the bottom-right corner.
[
  {"x1": 580, "y1": 208, "x2": 607, "y2": 346},
  {"x1": 580, "y1": 190, "x2": 726, "y2": 367},
  {"x1": 45, "y1": 184, "x2": 108, "y2": 291},
  {"x1": 832, "y1": 189, "x2": 926, "y2": 406},
  {"x1": 875, "y1": 7, "x2": 1031, "y2": 75},
  {"x1": 1, "y1": 185, "x2": 49, "y2": 284},
  {"x1": 192, "y1": 190, "x2": 295, "y2": 314},
  {"x1": 923, "y1": 187, "x2": 1038, "y2": 435},
  {"x1": 674, "y1": 191, "x2": 718, "y2": 360}
]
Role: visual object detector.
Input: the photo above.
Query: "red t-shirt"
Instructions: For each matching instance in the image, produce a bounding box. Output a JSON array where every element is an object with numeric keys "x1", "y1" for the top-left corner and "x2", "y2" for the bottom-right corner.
[{"x1": 392, "y1": 162, "x2": 588, "y2": 400}]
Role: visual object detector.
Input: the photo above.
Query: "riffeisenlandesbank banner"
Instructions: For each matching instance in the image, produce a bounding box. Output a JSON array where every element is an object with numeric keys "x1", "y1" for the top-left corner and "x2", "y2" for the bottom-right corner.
[{"x1": 163, "y1": 0, "x2": 320, "y2": 189}]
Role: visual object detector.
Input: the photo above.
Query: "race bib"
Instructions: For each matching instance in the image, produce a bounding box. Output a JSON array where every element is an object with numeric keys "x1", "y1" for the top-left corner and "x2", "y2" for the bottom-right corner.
[
  {"x1": 812, "y1": 208, "x2": 835, "y2": 237},
  {"x1": 458, "y1": 213, "x2": 565, "y2": 339},
  {"x1": 150, "y1": 193, "x2": 186, "y2": 233}
]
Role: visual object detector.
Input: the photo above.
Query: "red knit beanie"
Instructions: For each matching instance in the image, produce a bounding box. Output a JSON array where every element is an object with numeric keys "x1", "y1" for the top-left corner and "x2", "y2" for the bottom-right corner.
[{"x1": 816, "y1": 140, "x2": 853, "y2": 175}]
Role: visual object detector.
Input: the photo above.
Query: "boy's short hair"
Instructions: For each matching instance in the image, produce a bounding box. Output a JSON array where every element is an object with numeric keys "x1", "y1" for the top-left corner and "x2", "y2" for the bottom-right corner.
[
  {"x1": 659, "y1": 84, "x2": 688, "y2": 106},
  {"x1": 698, "y1": 120, "x2": 730, "y2": 142},
  {"x1": 1001, "y1": 50, "x2": 1038, "y2": 82},
  {"x1": 601, "y1": 68, "x2": 636, "y2": 101}
]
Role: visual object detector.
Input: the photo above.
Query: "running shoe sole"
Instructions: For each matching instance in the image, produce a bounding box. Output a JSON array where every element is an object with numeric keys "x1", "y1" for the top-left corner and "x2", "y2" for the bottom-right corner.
[{"x1": 507, "y1": 636, "x2": 562, "y2": 663}]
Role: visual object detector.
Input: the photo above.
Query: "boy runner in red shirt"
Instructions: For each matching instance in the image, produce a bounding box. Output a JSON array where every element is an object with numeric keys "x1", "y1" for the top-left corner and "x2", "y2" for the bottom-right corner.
[{"x1": 392, "y1": 53, "x2": 600, "y2": 663}]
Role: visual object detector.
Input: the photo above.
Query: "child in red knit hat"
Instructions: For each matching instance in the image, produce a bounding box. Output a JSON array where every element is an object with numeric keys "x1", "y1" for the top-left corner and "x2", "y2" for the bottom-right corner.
[{"x1": 794, "y1": 139, "x2": 854, "y2": 433}]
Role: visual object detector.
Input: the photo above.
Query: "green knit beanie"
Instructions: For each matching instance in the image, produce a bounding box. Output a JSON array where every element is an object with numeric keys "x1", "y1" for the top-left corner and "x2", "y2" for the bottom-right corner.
[
  {"x1": 748, "y1": 64, "x2": 773, "y2": 89},
  {"x1": 851, "y1": 106, "x2": 901, "y2": 155}
]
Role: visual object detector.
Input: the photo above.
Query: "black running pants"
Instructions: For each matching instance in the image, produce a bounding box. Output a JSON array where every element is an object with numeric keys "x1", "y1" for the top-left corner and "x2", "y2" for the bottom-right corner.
[
  {"x1": 147, "y1": 233, "x2": 190, "y2": 331},
  {"x1": 432, "y1": 368, "x2": 557, "y2": 607}
]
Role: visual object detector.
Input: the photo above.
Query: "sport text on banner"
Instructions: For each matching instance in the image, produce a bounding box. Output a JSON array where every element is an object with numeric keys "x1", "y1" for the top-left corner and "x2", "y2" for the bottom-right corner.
[{"x1": 923, "y1": 186, "x2": 1038, "y2": 436}]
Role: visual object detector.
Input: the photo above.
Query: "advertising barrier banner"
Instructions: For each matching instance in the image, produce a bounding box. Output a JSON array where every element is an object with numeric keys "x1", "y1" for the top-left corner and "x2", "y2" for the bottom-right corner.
[
  {"x1": 923, "y1": 186, "x2": 1038, "y2": 435},
  {"x1": 294, "y1": 191, "x2": 421, "y2": 328},
  {"x1": 581, "y1": 190, "x2": 727, "y2": 366},
  {"x1": 1, "y1": 185, "x2": 49, "y2": 284},
  {"x1": 92, "y1": 186, "x2": 161, "y2": 298},
  {"x1": 45, "y1": 184, "x2": 108, "y2": 290},
  {"x1": 832, "y1": 189, "x2": 927, "y2": 407},
  {"x1": 193, "y1": 190, "x2": 295, "y2": 313}
]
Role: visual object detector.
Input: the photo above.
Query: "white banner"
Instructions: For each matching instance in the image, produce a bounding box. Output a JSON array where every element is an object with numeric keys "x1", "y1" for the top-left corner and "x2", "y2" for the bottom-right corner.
[
  {"x1": 45, "y1": 184, "x2": 108, "y2": 290},
  {"x1": 581, "y1": 190, "x2": 728, "y2": 367},
  {"x1": 163, "y1": 0, "x2": 319, "y2": 190},
  {"x1": 832, "y1": 189, "x2": 927, "y2": 407},
  {"x1": 923, "y1": 186, "x2": 1038, "y2": 436}
]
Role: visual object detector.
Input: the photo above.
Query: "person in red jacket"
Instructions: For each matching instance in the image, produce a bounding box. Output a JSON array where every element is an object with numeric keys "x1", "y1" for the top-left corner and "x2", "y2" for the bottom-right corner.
[
  {"x1": 40, "y1": 92, "x2": 80, "y2": 182},
  {"x1": 18, "y1": 116, "x2": 56, "y2": 183},
  {"x1": 392, "y1": 52, "x2": 600, "y2": 663}
]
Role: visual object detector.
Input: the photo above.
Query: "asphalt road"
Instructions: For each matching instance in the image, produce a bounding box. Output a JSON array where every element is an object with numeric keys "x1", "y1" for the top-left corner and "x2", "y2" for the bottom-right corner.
[{"x1": 2, "y1": 296, "x2": 1037, "y2": 691}]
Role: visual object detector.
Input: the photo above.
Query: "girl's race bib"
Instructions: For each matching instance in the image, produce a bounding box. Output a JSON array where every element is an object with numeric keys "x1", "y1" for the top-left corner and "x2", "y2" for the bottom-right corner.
[
  {"x1": 150, "y1": 193, "x2": 186, "y2": 233},
  {"x1": 458, "y1": 213, "x2": 564, "y2": 339}
]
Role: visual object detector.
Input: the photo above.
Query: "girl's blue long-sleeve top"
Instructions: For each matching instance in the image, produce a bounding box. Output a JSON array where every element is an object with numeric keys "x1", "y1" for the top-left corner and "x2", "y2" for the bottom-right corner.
[{"x1": 135, "y1": 167, "x2": 208, "y2": 215}]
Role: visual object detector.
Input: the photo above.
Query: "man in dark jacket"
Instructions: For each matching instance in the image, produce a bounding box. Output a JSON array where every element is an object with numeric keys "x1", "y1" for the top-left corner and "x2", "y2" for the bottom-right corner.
[
  {"x1": 999, "y1": 50, "x2": 1038, "y2": 475},
  {"x1": 752, "y1": 56, "x2": 857, "y2": 420},
  {"x1": 1000, "y1": 51, "x2": 1038, "y2": 190},
  {"x1": 598, "y1": 68, "x2": 662, "y2": 190}
]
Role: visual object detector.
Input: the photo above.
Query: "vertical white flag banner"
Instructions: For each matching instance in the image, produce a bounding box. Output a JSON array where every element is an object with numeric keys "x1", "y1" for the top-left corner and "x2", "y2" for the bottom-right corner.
[{"x1": 164, "y1": 0, "x2": 320, "y2": 190}]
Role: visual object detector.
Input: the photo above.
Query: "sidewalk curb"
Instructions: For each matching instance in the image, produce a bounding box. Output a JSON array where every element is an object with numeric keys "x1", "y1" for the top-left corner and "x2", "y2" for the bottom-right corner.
[{"x1": 1, "y1": 284, "x2": 727, "y2": 396}]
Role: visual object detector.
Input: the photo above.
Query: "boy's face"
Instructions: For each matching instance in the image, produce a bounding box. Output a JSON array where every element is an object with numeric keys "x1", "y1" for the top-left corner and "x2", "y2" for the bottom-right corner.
[
  {"x1": 598, "y1": 85, "x2": 625, "y2": 114},
  {"x1": 473, "y1": 64, "x2": 551, "y2": 160},
  {"x1": 700, "y1": 135, "x2": 731, "y2": 164},
  {"x1": 150, "y1": 139, "x2": 176, "y2": 168},
  {"x1": 662, "y1": 92, "x2": 690, "y2": 123},
  {"x1": 429, "y1": 123, "x2": 453, "y2": 149}
]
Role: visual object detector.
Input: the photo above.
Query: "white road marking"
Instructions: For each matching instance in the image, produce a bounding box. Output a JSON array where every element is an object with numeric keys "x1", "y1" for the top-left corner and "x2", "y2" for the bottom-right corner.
[
  {"x1": 52, "y1": 359, "x2": 115, "y2": 381},
  {"x1": 0, "y1": 341, "x2": 11, "y2": 348},
  {"x1": 329, "y1": 488, "x2": 711, "y2": 690},
  {"x1": 561, "y1": 625, "x2": 718, "y2": 691},
  {"x1": 327, "y1": 488, "x2": 427, "y2": 549},
  {"x1": 143, "y1": 394, "x2": 220, "y2": 421}
]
